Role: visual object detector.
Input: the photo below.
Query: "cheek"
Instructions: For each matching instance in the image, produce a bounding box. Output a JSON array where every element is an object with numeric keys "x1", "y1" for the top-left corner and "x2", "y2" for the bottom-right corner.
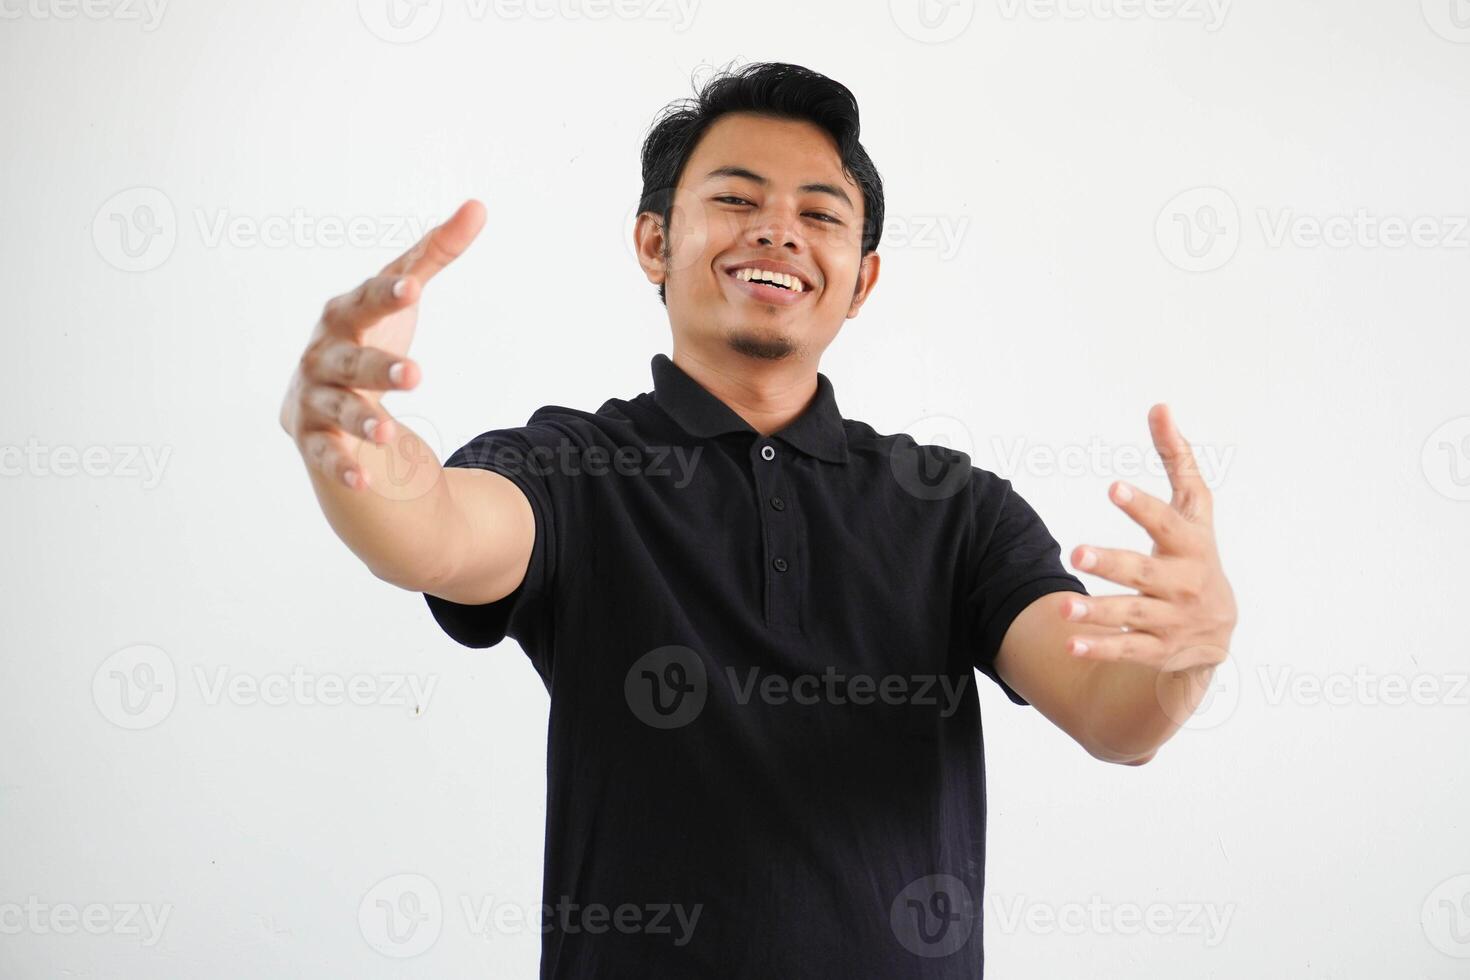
[{"x1": 661, "y1": 188, "x2": 718, "y2": 281}]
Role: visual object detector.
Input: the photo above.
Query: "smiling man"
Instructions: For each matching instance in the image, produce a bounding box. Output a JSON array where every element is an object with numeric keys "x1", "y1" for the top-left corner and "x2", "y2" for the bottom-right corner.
[{"x1": 280, "y1": 62, "x2": 1237, "y2": 978}]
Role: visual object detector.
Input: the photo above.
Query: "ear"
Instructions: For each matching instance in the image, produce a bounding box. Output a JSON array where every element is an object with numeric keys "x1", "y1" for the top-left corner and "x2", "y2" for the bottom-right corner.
[
  {"x1": 633, "y1": 211, "x2": 668, "y2": 286},
  {"x1": 845, "y1": 251, "x2": 881, "y2": 318}
]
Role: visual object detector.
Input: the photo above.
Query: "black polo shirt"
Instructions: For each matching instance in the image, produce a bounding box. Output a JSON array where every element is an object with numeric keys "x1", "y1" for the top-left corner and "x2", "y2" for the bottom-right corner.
[{"x1": 423, "y1": 353, "x2": 1086, "y2": 978}]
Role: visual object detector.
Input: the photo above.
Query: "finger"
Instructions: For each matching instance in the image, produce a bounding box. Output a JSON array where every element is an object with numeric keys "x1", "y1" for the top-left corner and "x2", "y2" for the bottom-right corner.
[
  {"x1": 380, "y1": 199, "x2": 486, "y2": 284},
  {"x1": 320, "y1": 273, "x2": 420, "y2": 335},
  {"x1": 302, "y1": 338, "x2": 419, "y2": 392},
  {"x1": 1066, "y1": 629, "x2": 1166, "y2": 664},
  {"x1": 1071, "y1": 545, "x2": 1197, "y2": 601},
  {"x1": 1060, "y1": 593, "x2": 1177, "y2": 637},
  {"x1": 300, "y1": 429, "x2": 370, "y2": 490},
  {"x1": 1149, "y1": 403, "x2": 1213, "y2": 523},
  {"x1": 1109, "y1": 479, "x2": 1196, "y2": 555},
  {"x1": 301, "y1": 384, "x2": 395, "y2": 445}
]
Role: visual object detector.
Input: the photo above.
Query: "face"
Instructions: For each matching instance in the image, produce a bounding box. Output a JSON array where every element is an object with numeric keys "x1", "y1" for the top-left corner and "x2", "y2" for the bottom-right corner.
[{"x1": 635, "y1": 112, "x2": 880, "y2": 364}]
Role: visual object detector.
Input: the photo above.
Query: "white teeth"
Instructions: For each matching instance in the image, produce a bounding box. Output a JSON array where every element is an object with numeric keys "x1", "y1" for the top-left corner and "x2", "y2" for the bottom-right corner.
[{"x1": 733, "y1": 267, "x2": 805, "y2": 293}]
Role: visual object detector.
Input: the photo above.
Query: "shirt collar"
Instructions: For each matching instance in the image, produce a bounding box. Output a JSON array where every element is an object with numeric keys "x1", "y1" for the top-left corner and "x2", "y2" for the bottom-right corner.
[{"x1": 651, "y1": 353, "x2": 849, "y2": 465}]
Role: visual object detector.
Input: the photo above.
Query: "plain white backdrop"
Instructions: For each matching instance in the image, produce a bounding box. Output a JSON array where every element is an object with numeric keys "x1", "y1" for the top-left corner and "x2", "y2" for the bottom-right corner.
[{"x1": 3, "y1": 1, "x2": 1468, "y2": 976}]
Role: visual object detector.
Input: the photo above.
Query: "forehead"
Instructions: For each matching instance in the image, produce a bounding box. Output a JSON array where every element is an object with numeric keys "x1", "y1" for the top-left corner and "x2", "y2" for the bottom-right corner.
[{"x1": 681, "y1": 113, "x2": 857, "y2": 197}]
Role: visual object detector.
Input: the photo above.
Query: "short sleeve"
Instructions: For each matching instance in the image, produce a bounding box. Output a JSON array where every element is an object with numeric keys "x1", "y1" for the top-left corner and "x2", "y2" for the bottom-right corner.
[
  {"x1": 964, "y1": 470, "x2": 1087, "y2": 706},
  {"x1": 421, "y1": 419, "x2": 563, "y2": 672}
]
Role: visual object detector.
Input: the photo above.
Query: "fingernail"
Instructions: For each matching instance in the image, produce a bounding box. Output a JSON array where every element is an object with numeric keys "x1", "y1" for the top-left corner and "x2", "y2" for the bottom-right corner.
[
  {"x1": 1076, "y1": 548, "x2": 1098, "y2": 571},
  {"x1": 362, "y1": 418, "x2": 378, "y2": 439},
  {"x1": 392, "y1": 277, "x2": 408, "y2": 298},
  {"x1": 1070, "y1": 639, "x2": 1089, "y2": 657},
  {"x1": 388, "y1": 362, "x2": 405, "y2": 386},
  {"x1": 1066, "y1": 600, "x2": 1088, "y2": 621},
  {"x1": 343, "y1": 469, "x2": 360, "y2": 488},
  {"x1": 1114, "y1": 482, "x2": 1134, "y2": 503}
]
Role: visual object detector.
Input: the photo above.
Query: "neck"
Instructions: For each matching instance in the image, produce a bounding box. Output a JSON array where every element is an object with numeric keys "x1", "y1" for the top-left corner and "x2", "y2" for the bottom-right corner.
[{"x1": 670, "y1": 343, "x2": 819, "y2": 438}]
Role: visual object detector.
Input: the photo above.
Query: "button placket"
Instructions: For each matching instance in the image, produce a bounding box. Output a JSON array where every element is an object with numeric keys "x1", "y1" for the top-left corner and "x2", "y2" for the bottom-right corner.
[{"x1": 751, "y1": 439, "x2": 799, "y2": 630}]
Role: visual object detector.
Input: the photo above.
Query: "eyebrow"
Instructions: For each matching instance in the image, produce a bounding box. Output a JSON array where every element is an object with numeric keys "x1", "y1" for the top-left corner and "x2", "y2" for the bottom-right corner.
[{"x1": 701, "y1": 166, "x2": 854, "y2": 211}]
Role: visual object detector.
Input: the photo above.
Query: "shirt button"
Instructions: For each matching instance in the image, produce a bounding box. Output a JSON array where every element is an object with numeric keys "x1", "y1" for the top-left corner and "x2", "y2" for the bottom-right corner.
[
  {"x1": 770, "y1": 495, "x2": 785, "y2": 511},
  {"x1": 772, "y1": 557, "x2": 788, "y2": 572},
  {"x1": 760, "y1": 444, "x2": 775, "y2": 461}
]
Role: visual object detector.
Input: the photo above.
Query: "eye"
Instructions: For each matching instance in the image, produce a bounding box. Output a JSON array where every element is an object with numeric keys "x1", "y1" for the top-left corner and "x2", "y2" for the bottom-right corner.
[
  {"x1": 714, "y1": 195, "x2": 752, "y2": 206},
  {"x1": 805, "y1": 212, "x2": 841, "y2": 224}
]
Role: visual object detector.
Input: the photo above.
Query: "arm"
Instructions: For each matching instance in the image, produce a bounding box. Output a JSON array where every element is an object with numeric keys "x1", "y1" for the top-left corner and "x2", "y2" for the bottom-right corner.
[
  {"x1": 994, "y1": 405, "x2": 1238, "y2": 765},
  {"x1": 279, "y1": 199, "x2": 534, "y2": 603}
]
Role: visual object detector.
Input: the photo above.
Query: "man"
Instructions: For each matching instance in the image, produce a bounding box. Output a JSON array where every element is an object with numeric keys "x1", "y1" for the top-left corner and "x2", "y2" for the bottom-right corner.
[{"x1": 280, "y1": 62, "x2": 1236, "y2": 978}]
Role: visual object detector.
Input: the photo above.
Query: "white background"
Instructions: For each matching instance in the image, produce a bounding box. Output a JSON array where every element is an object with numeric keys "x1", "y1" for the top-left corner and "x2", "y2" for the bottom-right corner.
[{"x1": 3, "y1": 0, "x2": 1469, "y2": 976}]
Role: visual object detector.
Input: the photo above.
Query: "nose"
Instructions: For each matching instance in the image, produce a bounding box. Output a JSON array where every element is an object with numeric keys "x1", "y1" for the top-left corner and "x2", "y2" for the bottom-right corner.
[{"x1": 745, "y1": 200, "x2": 805, "y2": 252}]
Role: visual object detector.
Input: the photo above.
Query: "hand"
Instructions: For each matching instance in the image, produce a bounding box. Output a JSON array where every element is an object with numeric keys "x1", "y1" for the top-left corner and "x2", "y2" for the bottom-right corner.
[
  {"x1": 279, "y1": 199, "x2": 486, "y2": 489},
  {"x1": 1059, "y1": 404, "x2": 1237, "y2": 672}
]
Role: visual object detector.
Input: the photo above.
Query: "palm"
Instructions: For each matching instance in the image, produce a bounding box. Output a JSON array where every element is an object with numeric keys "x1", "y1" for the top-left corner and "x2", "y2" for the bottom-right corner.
[{"x1": 361, "y1": 199, "x2": 485, "y2": 360}]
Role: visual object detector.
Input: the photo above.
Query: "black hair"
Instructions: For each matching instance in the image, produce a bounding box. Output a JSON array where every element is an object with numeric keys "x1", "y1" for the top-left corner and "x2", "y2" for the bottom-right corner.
[{"x1": 637, "y1": 61, "x2": 885, "y2": 305}]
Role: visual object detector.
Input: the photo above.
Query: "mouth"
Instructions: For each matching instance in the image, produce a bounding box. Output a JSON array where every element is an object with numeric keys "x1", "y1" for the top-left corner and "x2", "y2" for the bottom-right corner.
[{"x1": 722, "y1": 264, "x2": 814, "y2": 307}]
